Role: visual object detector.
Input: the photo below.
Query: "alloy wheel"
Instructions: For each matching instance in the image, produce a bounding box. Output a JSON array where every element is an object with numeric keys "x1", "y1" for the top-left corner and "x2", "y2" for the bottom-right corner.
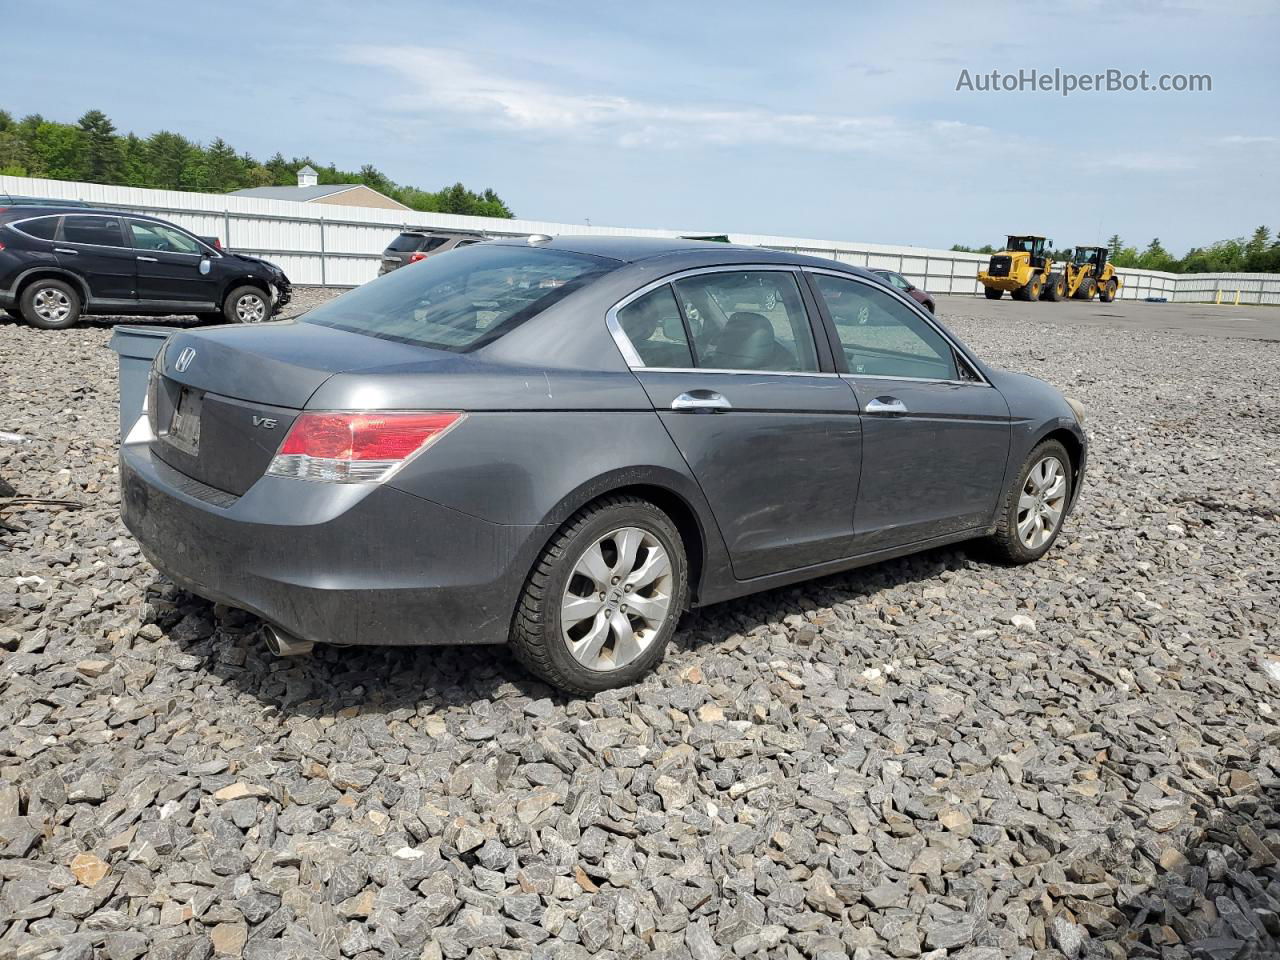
[
  {"x1": 1017, "y1": 455, "x2": 1067, "y2": 549},
  {"x1": 235, "y1": 294, "x2": 267, "y2": 322},
  {"x1": 560, "y1": 526, "x2": 674, "y2": 671},
  {"x1": 32, "y1": 288, "x2": 71, "y2": 324}
]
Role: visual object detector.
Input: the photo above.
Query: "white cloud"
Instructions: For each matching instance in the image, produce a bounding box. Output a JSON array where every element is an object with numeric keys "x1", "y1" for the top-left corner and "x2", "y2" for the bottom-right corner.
[
  {"x1": 1096, "y1": 151, "x2": 1197, "y2": 172},
  {"x1": 341, "y1": 45, "x2": 1006, "y2": 156},
  {"x1": 1217, "y1": 134, "x2": 1278, "y2": 145}
]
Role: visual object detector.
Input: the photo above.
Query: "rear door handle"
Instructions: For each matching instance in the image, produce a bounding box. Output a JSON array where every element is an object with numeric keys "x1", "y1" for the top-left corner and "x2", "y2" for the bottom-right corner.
[
  {"x1": 865, "y1": 396, "x2": 908, "y2": 415},
  {"x1": 671, "y1": 391, "x2": 732, "y2": 413},
  {"x1": 54, "y1": 247, "x2": 78, "y2": 255},
  {"x1": 136, "y1": 256, "x2": 158, "y2": 262}
]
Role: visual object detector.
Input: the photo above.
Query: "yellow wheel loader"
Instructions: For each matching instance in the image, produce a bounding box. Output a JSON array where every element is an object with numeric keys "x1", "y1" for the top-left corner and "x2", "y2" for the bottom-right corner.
[
  {"x1": 977, "y1": 235, "x2": 1059, "y2": 302},
  {"x1": 1062, "y1": 246, "x2": 1122, "y2": 302}
]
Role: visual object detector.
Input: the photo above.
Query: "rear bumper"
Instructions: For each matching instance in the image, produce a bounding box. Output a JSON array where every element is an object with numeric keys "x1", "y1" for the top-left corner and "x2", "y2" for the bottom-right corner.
[{"x1": 120, "y1": 440, "x2": 549, "y2": 647}]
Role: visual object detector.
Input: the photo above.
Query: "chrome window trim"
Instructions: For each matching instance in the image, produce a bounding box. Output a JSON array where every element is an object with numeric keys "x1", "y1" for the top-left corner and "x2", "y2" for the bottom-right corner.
[
  {"x1": 606, "y1": 264, "x2": 823, "y2": 375},
  {"x1": 802, "y1": 266, "x2": 991, "y2": 387},
  {"x1": 638, "y1": 367, "x2": 842, "y2": 379},
  {"x1": 839, "y1": 373, "x2": 989, "y2": 387}
]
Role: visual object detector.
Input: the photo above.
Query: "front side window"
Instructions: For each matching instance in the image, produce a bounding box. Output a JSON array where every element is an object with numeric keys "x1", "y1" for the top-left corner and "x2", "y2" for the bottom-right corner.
[
  {"x1": 128, "y1": 220, "x2": 203, "y2": 254},
  {"x1": 616, "y1": 285, "x2": 693, "y2": 367},
  {"x1": 60, "y1": 215, "x2": 125, "y2": 247},
  {"x1": 303, "y1": 244, "x2": 616, "y2": 351},
  {"x1": 13, "y1": 216, "x2": 60, "y2": 241},
  {"x1": 886, "y1": 272, "x2": 911, "y2": 291},
  {"x1": 671, "y1": 271, "x2": 818, "y2": 372},
  {"x1": 812, "y1": 274, "x2": 958, "y2": 381}
]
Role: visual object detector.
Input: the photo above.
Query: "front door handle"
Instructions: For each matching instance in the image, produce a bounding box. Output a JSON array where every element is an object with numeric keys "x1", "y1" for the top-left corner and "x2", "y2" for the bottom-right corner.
[
  {"x1": 671, "y1": 391, "x2": 732, "y2": 413},
  {"x1": 54, "y1": 247, "x2": 78, "y2": 255},
  {"x1": 865, "y1": 396, "x2": 908, "y2": 415},
  {"x1": 136, "y1": 256, "x2": 158, "y2": 262}
]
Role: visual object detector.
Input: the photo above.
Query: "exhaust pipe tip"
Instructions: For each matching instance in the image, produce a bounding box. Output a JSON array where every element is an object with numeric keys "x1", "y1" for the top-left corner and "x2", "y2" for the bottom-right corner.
[{"x1": 264, "y1": 624, "x2": 314, "y2": 657}]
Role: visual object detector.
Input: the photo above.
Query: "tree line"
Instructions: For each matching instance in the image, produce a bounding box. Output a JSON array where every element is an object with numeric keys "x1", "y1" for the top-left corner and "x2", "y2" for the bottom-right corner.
[
  {"x1": 951, "y1": 229, "x2": 1280, "y2": 274},
  {"x1": 0, "y1": 108, "x2": 515, "y2": 218}
]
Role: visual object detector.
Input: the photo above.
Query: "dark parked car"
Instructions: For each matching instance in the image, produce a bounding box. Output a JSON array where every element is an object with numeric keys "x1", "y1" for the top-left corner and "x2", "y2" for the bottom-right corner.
[
  {"x1": 120, "y1": 237, "x2": 1086, "y2": 694},
  {"x1": 378, "y1": 229, "x2": 488, "y2": 275},
  {"x1": 0, "y1": 206, "x2": 290, "y2": 329},
  {"x1": 869, "y1": 268, "x2": 935, "y2": 313}
]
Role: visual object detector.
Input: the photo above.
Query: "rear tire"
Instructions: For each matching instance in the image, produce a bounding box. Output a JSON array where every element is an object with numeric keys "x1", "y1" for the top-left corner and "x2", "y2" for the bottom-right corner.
[
  {"x1": 510, "y1": 496, "x2": 688, "y2": 695},
  {"x1": 20, "y1": 278, "x2": 82, "y2": 330},
  {"x1": 987, "y1": 440, "x2": 1073, "y2": 564},
  {"x1": 983, "y1": 287, "x2": 1003, "y2": 300},
  {"x1": 223, "y1": 285, "x2": 271, "y2": 324},
  {"x1": 1099, "y1": 279, "x2": 1117, "y2": 303}
]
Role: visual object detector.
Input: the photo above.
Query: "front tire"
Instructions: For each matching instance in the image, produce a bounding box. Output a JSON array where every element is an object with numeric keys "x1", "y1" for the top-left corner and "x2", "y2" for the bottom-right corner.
[
  {"x1": 988, "y1": 440, "x2": 1073, "y2": 564},
  {"x1": 1043, "y1": 273, "x2": 1065, "y2": 301},
  {"x1": 510, "y1": 496, "x2": 688, "y2": 695},
  {"x1": 983, "y1": 287, "x2": 1003, "y2": 300},
  {"x1": 223, "y1": 285, "x2": 271, "y2": 323},
  {"x1": 20, "y1": 279, "x2": 82, "y2": 330},
  {"x1": 1074, "y1": 278, "x2": 1097, "y2": 300}
]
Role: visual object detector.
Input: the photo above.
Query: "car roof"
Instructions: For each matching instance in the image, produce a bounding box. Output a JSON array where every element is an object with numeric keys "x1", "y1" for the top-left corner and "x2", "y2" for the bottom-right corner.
[
  {"x1": 0, "y1": 195, "x2": 90, "y2": 207},
  {"x1": 488, "y1": 234, "x2": 847, "y2": 265},
  {"x1": 0, "y1": 205, "x2": 167, "y2": 223},
  {"x1": 397, "y1": 228, "x2": 488, "y2": 239}
]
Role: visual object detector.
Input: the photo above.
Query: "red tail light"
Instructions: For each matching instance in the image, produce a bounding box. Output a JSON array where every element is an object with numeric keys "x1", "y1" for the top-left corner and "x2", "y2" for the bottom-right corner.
[
  {"x1": 267, "y1": 412, "x2": 464, "y2": 483},
  {"x1": 408, "y1": 251, "x2": 427, "y2": 263}
]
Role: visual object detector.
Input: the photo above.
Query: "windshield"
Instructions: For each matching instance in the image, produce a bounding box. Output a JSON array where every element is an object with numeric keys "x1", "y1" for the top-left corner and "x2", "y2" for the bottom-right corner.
[{"x1": 303, "y1": 244, "x2": 617, "y2": 351}]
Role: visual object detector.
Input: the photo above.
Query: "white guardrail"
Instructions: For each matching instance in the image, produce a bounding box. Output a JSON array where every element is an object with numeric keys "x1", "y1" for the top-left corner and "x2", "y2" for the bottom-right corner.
[{"x1": 5, "y1": 174, "x2": 1279, "y2": 304}]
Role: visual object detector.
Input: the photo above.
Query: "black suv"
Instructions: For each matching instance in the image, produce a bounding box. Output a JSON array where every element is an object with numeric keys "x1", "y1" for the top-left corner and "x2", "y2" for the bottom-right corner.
[
  {"x1": 0, "y1": 206, "x2": 291, "y2": 329},
  {"x1": 378, "y1": 229, "x2": 488, "y2": 275}
]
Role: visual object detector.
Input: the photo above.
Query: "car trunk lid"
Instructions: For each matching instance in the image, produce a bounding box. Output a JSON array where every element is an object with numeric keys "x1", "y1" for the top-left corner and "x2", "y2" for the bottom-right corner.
[{"x1": 149, "y1": 320, "x2": 458, "y2": 496}]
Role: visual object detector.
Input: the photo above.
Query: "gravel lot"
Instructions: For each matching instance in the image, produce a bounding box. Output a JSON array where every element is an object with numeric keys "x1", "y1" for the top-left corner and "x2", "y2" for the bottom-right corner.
[{"x1": 1, "y1": 290, "x2": 1278, "y2": 960}]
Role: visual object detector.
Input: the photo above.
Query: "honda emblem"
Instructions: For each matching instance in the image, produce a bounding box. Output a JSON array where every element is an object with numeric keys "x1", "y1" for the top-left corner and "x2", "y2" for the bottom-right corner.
[{"x1": 174, "y1": 347, "x2": 196, "y2": 373}]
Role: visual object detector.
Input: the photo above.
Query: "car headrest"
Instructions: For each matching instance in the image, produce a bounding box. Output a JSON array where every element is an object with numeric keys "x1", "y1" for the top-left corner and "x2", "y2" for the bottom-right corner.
[{"x1": 714, "y1": 312, "x2": 777, "y2": 370}]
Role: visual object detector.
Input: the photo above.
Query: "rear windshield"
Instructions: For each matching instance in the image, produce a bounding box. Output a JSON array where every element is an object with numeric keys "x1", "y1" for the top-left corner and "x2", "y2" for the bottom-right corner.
[
  {"x1": 303, "y1": 244, "x2": 617, "y2": 351},
  {"x1": 386, "y1": 233, "x2": 429, "y2": 252}
]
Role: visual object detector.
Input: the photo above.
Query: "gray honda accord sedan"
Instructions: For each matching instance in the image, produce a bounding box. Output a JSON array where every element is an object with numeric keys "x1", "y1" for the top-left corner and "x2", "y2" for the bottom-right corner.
[{"x1": 121, "y1": 236, "x2": 1087, "y2": 694}]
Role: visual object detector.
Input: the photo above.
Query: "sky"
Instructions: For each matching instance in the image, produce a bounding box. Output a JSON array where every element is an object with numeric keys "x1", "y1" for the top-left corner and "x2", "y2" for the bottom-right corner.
[{"x1": 5, "y1": 0, "x2": 1279, "y2": 254}]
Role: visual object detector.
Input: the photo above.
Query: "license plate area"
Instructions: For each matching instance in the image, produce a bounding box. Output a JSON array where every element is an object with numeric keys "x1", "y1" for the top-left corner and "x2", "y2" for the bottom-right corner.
[{"x1": 165, "y1": 386, "x2": 203, "y2": 456}]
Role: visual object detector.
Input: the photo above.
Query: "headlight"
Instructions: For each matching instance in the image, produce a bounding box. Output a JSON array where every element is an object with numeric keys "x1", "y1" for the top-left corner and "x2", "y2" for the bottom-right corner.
[{"x1": 1065, "y1": 396, "x2": 1086, "y2": 426}]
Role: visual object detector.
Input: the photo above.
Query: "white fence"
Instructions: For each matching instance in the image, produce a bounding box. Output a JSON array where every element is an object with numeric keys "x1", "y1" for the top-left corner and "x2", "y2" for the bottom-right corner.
[{"x1": 5, "y1": 174, "x2": 1279, "y2": 304}]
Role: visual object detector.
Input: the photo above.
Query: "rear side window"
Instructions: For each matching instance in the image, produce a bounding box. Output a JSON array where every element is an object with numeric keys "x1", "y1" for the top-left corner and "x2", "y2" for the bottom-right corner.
[
  {"x1": 672, "y1": 271, "x2": 818, "y2": 372},
  {"x1": 13, "y1": 216, "x2": 60, "y2": 241},
  {"x1": 304, "y1": 244, "x2": 617, "y2": 351},
  {"x1": 60, "y1": 215, "x2": 125, "y2": 247},
  {"x1": 616, "y1": 286, "x2": 693, "y2": 368}
]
